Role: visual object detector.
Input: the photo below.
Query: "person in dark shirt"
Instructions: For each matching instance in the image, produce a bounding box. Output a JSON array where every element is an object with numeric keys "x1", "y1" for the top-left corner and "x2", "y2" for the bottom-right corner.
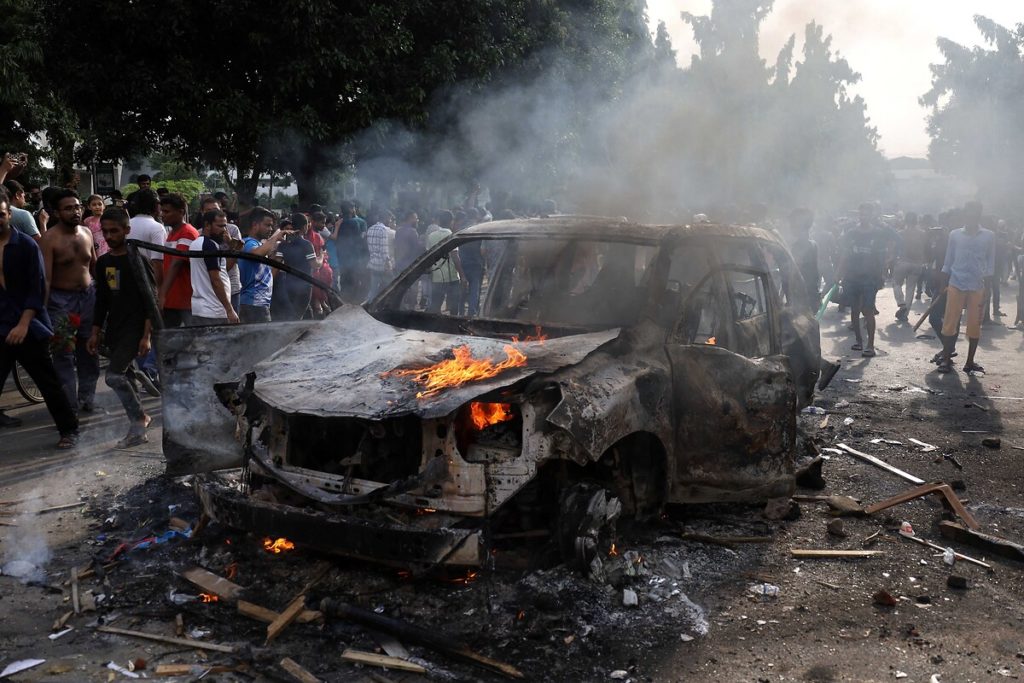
[
  {"x1": 330, "y1": 201, "x2": 369, "y2": 303},
  {"x1": 838, "y1": 203, "x2": 890, "y2": 357},
  {"x1": 87, "y1": 208, "x2": 154, "y2": 447},
  {"x1": 271, "y1": 213, "x2": 315, "y2": 321},
  {"x1": 0, "y1": 190, "x2": 79, "y2": 446},
  {"x1": 787, "y1": 208, "x2": 819, "y2": 303}
]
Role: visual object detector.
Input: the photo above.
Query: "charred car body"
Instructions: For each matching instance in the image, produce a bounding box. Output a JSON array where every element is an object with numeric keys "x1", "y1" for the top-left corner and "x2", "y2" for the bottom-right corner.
[{"x1": 161, "y1": 217, "x2": 826, "y2": 568}]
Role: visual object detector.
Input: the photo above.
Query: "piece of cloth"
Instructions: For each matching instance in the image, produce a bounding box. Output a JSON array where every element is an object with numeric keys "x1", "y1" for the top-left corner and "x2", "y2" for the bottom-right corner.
[
  {"x1": 94, "y1": 252, "x2": 152, "y2": 346},
  {"x1": 843, "y1": 281, "x2": 878, "y2": 314},
  {"x1": 128, "y1": 214, "x2": 168, "y2": 262},
  {"x1": 47, "y1": 285, "x2": 100, "y2": 407},
  {"x1": 85, "y1": 215, "x2": 109, "y2": 257},
  {"x1": 366, "y1": 222, "x2": 395, "y2": 273},
  {"x1": 0, "y1": 338, "x2": 78, "y2": 436},
  {"x1": 239, "y1": 236, "x2": 273, "y2": 307},
  {"x1": 239, "y1": 303, "x2": 271, "y2": 323},
  {"x1": 942, "y1": 285, "x2": 985, "y2": 339},
  {"x1": 0, "y1": 228, "x2": 52, "y2": 341},
  {"x1": 189, "y1": 235, "x2": 232, "y2": 319},
  {"x1": 942, "y1": 227, "x2": 995, "y2": 292},
  {"x1": 891, "y1": 260, "x2": 923, "y2": 308},
  {"x1": 10, "y1": 205, "x2": 39, "y2": 237},
  {"x1": 162, "y1": 223, "x2": 199, "y2": 310}
]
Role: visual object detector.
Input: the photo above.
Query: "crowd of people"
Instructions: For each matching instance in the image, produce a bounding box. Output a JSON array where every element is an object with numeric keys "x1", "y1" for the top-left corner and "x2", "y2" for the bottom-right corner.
[{"x1": 782, "y1": 200, "x2": 1004, "y2": 373}]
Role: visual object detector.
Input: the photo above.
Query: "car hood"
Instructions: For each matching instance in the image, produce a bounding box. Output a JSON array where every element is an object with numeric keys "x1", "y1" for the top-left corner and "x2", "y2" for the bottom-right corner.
[{"x1": 251, "y1": 306, "x2": 620, "y2": 419}]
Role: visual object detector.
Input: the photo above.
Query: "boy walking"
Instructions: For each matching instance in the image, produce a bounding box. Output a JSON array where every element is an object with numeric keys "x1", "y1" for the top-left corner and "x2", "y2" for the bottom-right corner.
[{"x1": 87, "y1": 208, "x2": 154, "y2": 447}]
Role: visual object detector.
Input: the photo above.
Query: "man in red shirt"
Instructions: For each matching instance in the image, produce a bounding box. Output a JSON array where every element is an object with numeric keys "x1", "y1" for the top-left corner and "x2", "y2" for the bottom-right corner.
[{"x1": 156, "y1": 193, "x2": 199, "y2": 327}]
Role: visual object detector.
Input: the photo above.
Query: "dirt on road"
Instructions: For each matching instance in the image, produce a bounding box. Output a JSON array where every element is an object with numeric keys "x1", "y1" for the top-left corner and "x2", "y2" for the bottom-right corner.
[{"x1": 1, "y1": 286, "x2": 1023, "y2": 682}]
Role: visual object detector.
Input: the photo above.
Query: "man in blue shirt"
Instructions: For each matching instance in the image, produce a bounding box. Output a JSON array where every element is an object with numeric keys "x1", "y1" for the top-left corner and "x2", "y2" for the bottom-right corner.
[
  {"x1": 239, "y1": 207, "x2": 289, "y2": 323},
  {"x1": 0, "y1": 190, "x2": 79, "y2": 446},
  {"x1": 937, "y1": 201, "x2": 995, "y2": 374}
]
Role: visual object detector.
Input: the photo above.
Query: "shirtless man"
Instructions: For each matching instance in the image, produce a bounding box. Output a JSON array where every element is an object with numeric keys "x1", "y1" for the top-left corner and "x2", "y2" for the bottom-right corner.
[{"x1": 40, "y1": 189, "x2": 100, "y2": 413}]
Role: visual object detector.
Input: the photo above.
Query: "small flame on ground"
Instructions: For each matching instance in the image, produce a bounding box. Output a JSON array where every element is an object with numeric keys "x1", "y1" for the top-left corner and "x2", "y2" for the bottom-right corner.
[
  {"x1": 199, "y1": 593, "x2": 219, "y2": 603},
  {"x1": 608, "y1": 543, "x2": 619, "y2": 557},
  {"x1": 469, "y1": 402, "x2": 514, "y2": 430},
  {"x1": 262, "y1": 537, "x2": 295, "y2": 554},
  {"x1": 384, "y1": 344, "x2": 528, "y2": 399},
  {"x1": 705, "y1": 336, "x2": 717, "y2": 345},
  {"x1": 512, "y1": 326, "x2": 547, "y2": 343},
  {"x1": 448, "y1": 570, "x2": 479, "y2": 585},
  {"x1": 415, "y1": 508, "x2": 437, "y2": 515}
]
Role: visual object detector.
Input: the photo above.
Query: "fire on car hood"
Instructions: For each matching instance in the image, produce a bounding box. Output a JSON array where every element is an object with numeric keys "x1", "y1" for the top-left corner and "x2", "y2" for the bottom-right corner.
[{"x1": 248, "y1": 306, "x2": 620, "y2": 420}]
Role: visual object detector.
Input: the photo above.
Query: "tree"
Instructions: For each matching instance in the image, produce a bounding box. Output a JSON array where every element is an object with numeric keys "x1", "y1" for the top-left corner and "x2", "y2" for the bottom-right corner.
[{"x1": 922, "y1": 15, "x2": 1024, "y2": 215}]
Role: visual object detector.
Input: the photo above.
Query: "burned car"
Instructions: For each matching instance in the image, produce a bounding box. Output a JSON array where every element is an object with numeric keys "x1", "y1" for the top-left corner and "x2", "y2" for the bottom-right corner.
[{"x1": 160, "y1": 217, "x2": 826, "y2": 569}]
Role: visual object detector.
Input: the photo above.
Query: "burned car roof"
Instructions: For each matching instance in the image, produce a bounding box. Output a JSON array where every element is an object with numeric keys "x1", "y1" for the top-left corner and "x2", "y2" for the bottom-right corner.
[{"x1": 457, "y1": 215, "x2": 779, "y2": 245}]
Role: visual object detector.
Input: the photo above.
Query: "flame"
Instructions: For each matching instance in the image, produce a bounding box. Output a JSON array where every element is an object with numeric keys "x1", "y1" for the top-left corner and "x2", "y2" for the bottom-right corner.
[
  {"x1": 386, "y1": 344, "x2": 527, "y2": 399},
  {"x1": 608, "y1": 543, "x2": 619, "y2": 557},
  {"x1": 262, "y1": 537, "x2": 295, "y2": 554},
  {"x1": 512, "y1": 326, "x2": 547, "y2": 343},
  {"x1": 705, "y1": 336, "x2": 717, "y2": 346},
  {"x1": 199, "y1": 593, "x2": 219, "y2": 603},
  {"x1": 449, "y1": 570, "x2": 478, "y2": 585},
  {"x1": 469, "y1": 402, "x2": 514, "y2": 430},
  {"x1": 415, "y1": 508, "x2": 437, "y2": 515}
]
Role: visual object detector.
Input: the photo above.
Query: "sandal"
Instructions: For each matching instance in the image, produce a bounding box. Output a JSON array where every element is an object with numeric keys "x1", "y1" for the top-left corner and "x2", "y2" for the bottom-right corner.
[
  {"x1": 115, "y1": 433, "x2": 149, "y2": 449},
  {"x1": 936, "y1": 361, "x2": 953, "y2": 374},
  {"x1": 851, "y1": 343, "x2": 863, "y2": 351},
  {"x1": 861, "y1": 347, "x2": 877, "y2": 358},
  {"x1": 56, "y1": 433, "x2": 78, "y2": 450},
  {"x1": 964, "y1": 362, "x2": 985, "y2": 374}
]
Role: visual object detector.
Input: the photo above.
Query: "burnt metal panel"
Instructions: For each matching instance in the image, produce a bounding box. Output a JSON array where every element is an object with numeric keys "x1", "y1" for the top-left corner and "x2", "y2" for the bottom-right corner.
[
  {"x1": 160, "y1": 321, "x2": 318, "y2": 474},
  {"x1": 250, "y1": 306, "x2": 619, "y2": 420}
]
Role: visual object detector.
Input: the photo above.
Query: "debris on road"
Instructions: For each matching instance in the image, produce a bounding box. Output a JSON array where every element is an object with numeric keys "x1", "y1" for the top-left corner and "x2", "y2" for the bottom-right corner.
[
  {"x1": 897, "y1": 530, "x2": 993, "y2": 571},
  {"x1": 837, "y1": 443, "x2": 925, "y2": 484},
  {"x1": 864, "y1": 482, "x2": 980, "y2": 530},
  {"x1": 791, "y1": 549, "x2": 885, "y2": 559},
  {"x1": 982, "y1": 437, "x2": 1002, "y2": 449},
  {"x1": 908, "y1": 438, "x2": 938, "y2": 453},
  {"x1": 938, "y1": 521, "x2": 1024, "y2": 563}
]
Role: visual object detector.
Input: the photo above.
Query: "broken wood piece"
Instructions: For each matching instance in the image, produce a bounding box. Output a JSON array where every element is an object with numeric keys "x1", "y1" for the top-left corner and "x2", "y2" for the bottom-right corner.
[
  {"x1": 237, "y1": 599, "x2": 321, "y2": 625},
  {"x1": 180, "y1": 566, "x2": 243, "y2": 601},
  {"x1": 836, "y1": 444, "x2": 925, "y2": 485},
  {"x1": 266, "y1": 595, "x2": 307, "y2": 645},
  {"x1": 70, "y1": 568, "x2": 80, "y2": 614},
  {"x1": 174, "y1": 613, "x2": 184, "y2": 638},
  {"x1": 97, "y1": 625, "x2": 236, "y2": 653},
  {"x1": 790, "y1": 549, "x2": 885, "y2": 559},
  {"x1": 908, "y1": 438, "x2": 937, "y2": 453},
  {"x1": 340, "y1": 649, "x2": 426, "y2": 674},
  {"x1": 863, "y1": 482, "x2": 980, "y2": 530},
  {"x1": 38, "y1": 501, "x2": 86, "y2": 514},
  {"x1": 899, "y1": 530, "x2": 993, "y2": 570},
  {"x1": 279, "y1": 657, "x2": 321, "y2": 683},
  {"x1": 168, "y1": 517, "x2": 191, "y2": 531},
  {"x1": 153, "y1": 664, "x2": 240, "y2": 677},
  {"x1": 939, "y1": 521, "x2": 1024, "y2": 563},
  {"x1": 53, "y1": 610, "x2": 73, "y2": 631},
  {"x1": 372, "y1": 631, "x2": 410, "y2": 659},
  {"x1": 813, "y1": 579, "x2": 841, "y2": 589},
  {"x1": 321, "y1": 599, "x2": 523, "y2": 679},
  {"x1": 0, "y1": 520, "x2": 17, "y2": 526}
]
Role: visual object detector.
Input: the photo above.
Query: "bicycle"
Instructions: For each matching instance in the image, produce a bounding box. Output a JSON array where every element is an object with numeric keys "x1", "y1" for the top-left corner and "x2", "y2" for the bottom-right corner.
[{"x1": 13, "y1": 361, "x2": 44, "y2": 404}]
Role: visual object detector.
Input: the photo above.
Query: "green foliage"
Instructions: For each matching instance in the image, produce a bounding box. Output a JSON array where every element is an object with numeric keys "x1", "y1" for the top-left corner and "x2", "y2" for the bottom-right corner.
[
  {"x1": 121, "y1": 179, "x2": 205, "y2": 204},
  {"x1": 922, "y1": 15, "x2": 1024, "y2": 214}
]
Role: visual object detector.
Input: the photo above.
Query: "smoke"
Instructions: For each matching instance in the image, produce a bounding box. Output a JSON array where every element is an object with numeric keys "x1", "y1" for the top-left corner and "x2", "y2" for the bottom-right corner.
[
  {"x1": 1, "y1": 493, "x2": 52, "y2": 584},
  {"x1": 350, "y1": 4, "x2": 888, "y2": 222}
]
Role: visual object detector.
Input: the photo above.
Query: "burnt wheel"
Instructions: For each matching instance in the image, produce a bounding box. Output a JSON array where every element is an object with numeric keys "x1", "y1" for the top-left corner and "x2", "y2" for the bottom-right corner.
[{"x1": 556, "y1": 482, "x2": 621, "y2": 574}]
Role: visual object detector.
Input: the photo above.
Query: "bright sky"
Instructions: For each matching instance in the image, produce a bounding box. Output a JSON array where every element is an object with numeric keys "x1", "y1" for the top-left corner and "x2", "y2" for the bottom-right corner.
[{"x1": 647, "y1": 1, "x2": 1023, "y2": 158}]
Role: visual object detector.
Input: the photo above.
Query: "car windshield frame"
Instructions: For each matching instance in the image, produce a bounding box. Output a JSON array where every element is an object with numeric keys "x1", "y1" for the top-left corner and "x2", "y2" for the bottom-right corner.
[{"x1": 370, "y1": 232, "x2": 664, "y2": 331}]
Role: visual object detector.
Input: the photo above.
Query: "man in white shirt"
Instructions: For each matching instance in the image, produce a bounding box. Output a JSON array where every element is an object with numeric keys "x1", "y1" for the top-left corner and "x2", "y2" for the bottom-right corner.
[
  {"x1": 127, "y1": 189, "x2": 168, "y2": 290},
  {"x1": 189, "y1": 209, "x2": 239, "y2": 325}
]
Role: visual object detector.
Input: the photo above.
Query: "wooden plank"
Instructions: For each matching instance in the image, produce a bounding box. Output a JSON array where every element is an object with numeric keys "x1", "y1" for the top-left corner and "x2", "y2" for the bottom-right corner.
[
  {"x1": 38, "y1": 501, "x2": 86, "y2": 514},
  {"x1": 237, "y1": 599, "x2": 321, "y2": 625},
  {"x1": 791, "y1": 549, "x2": 885, "y2": 559},
  {"x1": 341, "y1": 649, "x2": 427, "y2": 674},
  {"x1": 153, "y1": 664, "x2": 239, "y2": 677},
  {"x1": 71, "y1": 567, "x2": 80, "y2": 614},
  {"x1": 265, "y1": 595, "x2": 307, "y2": 645},
  {"x1": 939, "y1": 521, "x2": 1024, "y2": 563},
  {"x1": 97, "y1": 625, "x2": 236, "y2": 653},
  {"x1": 836, "y1": 444, "x2": 925, "y2": 485},
  {"x1": 279, "y1": 657, "x2": 320, "y2": 683},
  {"x1": 174, "y1": 613, "x2": 184, "y2": 638},
  {"x1": 180, "y1": 566, "x2": 243, "y2": 601},
  {"x1": 53, "y1": 610, "x2": 73, "y2": 631}
]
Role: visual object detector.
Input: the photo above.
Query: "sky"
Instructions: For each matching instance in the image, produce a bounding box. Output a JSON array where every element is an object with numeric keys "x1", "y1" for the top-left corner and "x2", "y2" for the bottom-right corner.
[{"x1": 647, "y1": 1, "x2": 1022, "y2": 159}]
